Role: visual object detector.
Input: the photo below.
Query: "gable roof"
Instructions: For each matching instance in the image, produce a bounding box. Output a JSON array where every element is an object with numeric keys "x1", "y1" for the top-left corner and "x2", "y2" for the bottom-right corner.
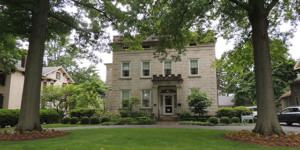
[
  {"x1": 42, "y1": 66, "x2": 75, "y2": 84},
  {"x1": 294, "y1": 59, "x2": 300, "y2": 71},
  {"x1": 290, "y1": 77, "x2": 300, "y2": 85},
  {"x1": 280, "y1": 91, "x2": 291, "y2": 99}
]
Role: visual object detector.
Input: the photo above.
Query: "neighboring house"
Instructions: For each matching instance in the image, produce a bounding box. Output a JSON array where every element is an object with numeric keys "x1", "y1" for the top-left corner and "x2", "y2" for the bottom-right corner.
[
  {"x1": 280, "y1": 59, "x2": 300, "y2": 109},
  {"x1": 218, "y1": 95, "x2": 234, "y2": 108},
  {"x1": 105, "y1": 36, "x2": 218, "y2": 120},
  {"x1": 0, "y1": 60, "x2": 74, "y2": 109}
]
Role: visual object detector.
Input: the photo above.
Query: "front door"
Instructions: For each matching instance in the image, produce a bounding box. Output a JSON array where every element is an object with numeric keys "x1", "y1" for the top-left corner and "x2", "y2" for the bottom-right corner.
[{"x1": 163, "y1": 95, "x2": 174, "y2": 115}]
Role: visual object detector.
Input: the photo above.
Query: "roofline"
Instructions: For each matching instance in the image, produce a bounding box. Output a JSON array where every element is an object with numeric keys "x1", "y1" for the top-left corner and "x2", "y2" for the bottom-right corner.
[{"x1": 43, "y1": 66, "x2": 75, "y2": 84}]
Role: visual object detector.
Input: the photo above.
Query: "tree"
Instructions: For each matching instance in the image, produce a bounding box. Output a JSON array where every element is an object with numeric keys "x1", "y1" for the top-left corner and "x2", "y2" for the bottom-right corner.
[
  {"x1": 187, "y1": 89, "x2": 212, "y2": 117},
  {"x1": 216, "y1": 39, "x2": 297, "y2": 106},
  {"x1": 0, "y1": 0, "x2": 119, "y2": 132},
  {"x1": 109, "y1": 0, "x2": 299, "y2": 135},
  {"x1": 121, "y1": 97, "x2": 140, "y2": 116}
]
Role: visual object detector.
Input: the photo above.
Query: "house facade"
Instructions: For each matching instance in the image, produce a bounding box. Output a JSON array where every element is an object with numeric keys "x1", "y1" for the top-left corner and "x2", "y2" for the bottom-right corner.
[
  {"x1": 280, "y1": 59, "x2": 300, "y2": 109},
  {"x1": 105, "y1": 36, "x2": 218, "y2": 119},
  {"x1": 0, "y1": 62, "x2": 74, "y2": 109}
]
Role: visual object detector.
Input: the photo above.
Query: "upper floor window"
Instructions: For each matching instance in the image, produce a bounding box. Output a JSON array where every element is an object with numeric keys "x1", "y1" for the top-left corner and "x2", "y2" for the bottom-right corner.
[
  {"x1": 0, "y1": 72, "x2": 6, "y2": 86},
  {"x1": 141, "y1": 90, "x2": 151, "y2": 108},
  {"x1": 0, "y1": 94, "x2": 3, "y2": 109},
  {"x1": 122, "y1": 62, "x2": 130, "y2": 77},
  {"x1": 142, "y1": 61, "x2": 150, "y2": 77},
  {"x1": 164, "y1": 61, "x2": 172, "y2": 76},
  {"x1": 56, "y1": 72, "x2": 61, "y2": 80},
  {"x1": 190, "y1": 59, "x2": 199, "y2": 75},
  {"x1": 121, "y1": 90, "x2": 130, "y2": 108},
  {"x1": 43, "y1": 82, "x2": 47, "y2": 86}
]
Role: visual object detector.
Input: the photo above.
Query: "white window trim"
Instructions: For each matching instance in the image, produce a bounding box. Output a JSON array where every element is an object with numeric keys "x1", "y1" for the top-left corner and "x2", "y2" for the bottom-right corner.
[
  {"x1": 189, "y1": 59, "x2": 199, "y2": 76},
  {"x1": 141, "y1": 61, "x2": 151, "y2": 77},
  {"x1": 163, "y1": 60, "x2": 173, "y2": 76},
  {"x1": 121, "y1": 62, "x2": 130, "y2": 78},
  {"x1": 141, "y1": 90, "x2": 151, "y2": 108},
  {"x1": 120, "y1": 90, "x2": 130, "y2": 108}
]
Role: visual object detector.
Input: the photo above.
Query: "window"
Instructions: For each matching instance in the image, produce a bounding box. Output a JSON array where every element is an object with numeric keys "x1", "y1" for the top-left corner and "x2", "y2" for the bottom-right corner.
[
  {"x1": 43, "y1": 82, "x2": 47, "y2": 86},
  {"x1": 121, "y1": 90, "x2": 130, "y2": 107},
  {"x1": 141, "y1": 90, "x2": 151, "y2": 108},
  {"x1": 0, "y1": 94, "x2": 3, "y2": 109},
  {"x1": 164, "y1": 61, "x2": 172, "y2": 76},
  {"x1": 50, "y1": 82, "x2": 54, "y2": 86},
  {"x1": 142, "y1": 61, "x2": 150, "y2": 77},
  {"x1": 0, "y1": 72, "x2": 6, "y2": 86},
  {"x1": 122, "y1": 62, "x2": 130, "y2": 77},
  {"x1": 56, "y1": 72, "x2": 61, "y2": 80},
  {"x1": 190, "y1": 59, "x2": 199, "y2": 75}
]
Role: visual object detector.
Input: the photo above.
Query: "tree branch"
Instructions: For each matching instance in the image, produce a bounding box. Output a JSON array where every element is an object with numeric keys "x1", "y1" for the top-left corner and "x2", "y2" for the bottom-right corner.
[
  {"x1": 265, "y1": 0, "x2": 279, "y2": 16},
  {"x1": 70, "y1": 0, "x2": 117, "y2": 26},
  {"x1": 229, "y1": 0, "x2": 249, "y2": 11}
]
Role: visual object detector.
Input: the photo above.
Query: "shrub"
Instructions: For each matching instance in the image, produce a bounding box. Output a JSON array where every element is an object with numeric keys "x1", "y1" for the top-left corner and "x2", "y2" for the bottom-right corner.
[
  {"x1": 187, "y1": 89, "x2": 213, "y2": 116},
  {"x1": 119, "y1": 110, "x2": 130, "y2": 118},
  {"x1": 177, "y1": 121, "x2": 215, "y2": 126},
  {"x1": 179, "y1": 111, "x2": 192, "y2": 119},
  {"x1": 40, "y1": 109, "x2": 60, "y2": 124},
  {"x1": 80, "y1": 117, "x2": 90, "y2": 124},
  {"x1": 208, "y1": 117, "x2": 219, "y2": 125},
  {"x1": 101, "y1": 122, "x2": 117, "y2": 125},
  {"x1": 62, "y1": 117, "x2": 71, "y2": 124},
  {"x1": 234, "y1": 106, "x2": 252, "y2": 117},
  {"x1": 70, "y1": 117, "x2": 79, "y2": 124},
  {"x1": 100, "y1": 116, "x2": 110, "y2": 123},
  {"x1": 0, "y1": 109, "x2": 19, "y2": 127},
  {"x1": 90, "y1": 116, "x2": 100, "y2": 124},
  {"x1": 220, "y1": 117, "x2": 231, "y2": 124},
  {"x1": 216, "y1": 107, "x2": 236, "y2": 118},
  {"x1": 231, "y1": 117, "x2": 240, "y2": 123},
  {"x1": 70, "y1": 108, "x2": 96, "y2": 118},
  {"x1": 115, "y1": 117, "x2": 135, "y2": 125},
  {"x1": 131, "y1": 110, "x2": 149, "y2": 118}
]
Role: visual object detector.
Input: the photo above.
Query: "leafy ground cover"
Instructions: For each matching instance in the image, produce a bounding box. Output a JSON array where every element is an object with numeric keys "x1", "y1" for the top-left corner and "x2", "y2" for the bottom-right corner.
[{"x1": 0, "y1": 128, "x2": 298, "y2": 150}]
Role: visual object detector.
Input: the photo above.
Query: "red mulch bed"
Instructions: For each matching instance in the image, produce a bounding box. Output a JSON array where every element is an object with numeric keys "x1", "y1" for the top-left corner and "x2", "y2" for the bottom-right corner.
[
  {"x1": 224, "y1": 130, "x2": 300, "y2": 148},
  {"x1": 0, "y1": 129, "x2": 69, "y2": 141}
]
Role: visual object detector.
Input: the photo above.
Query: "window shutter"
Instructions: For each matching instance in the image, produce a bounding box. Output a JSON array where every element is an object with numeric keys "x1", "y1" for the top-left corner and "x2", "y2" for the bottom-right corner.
[
  {"x1": 0, "y1": 73, "x2": 6, "y2": 86},
  {"x1": 0, "y1": 94, "x2": 3, "y2": 108}
]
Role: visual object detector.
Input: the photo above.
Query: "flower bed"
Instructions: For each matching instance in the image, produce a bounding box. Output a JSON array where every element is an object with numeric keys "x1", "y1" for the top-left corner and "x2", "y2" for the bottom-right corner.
[
  {"x1": 224, "y1": 130, "x2": 300, "y2": 148},
  {"x1": 0, "y1": 129, "x2": 69, "y2": 141}
]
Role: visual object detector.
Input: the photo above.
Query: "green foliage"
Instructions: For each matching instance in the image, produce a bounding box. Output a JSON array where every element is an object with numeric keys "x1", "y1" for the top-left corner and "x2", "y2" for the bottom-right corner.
[
  {"x1": 39, "y1": 109, "x2": 60, "y2": 124},
  {"x1": 121, "y1": 97, "x2": 140, "y2": 115},
  {"x1": 216, "y1": 107, "x2": 252, "y2": 118},
  {"x1": 70, "y1": 117, "x2": 79, "y2": 124},
  {"x1": 216, "y1": 40, "x2": 298, "y2": 105},
  {"x1": 62, "y1": 117, "x2": 71, "y2": 124},
  {"x1": 70, "y1": 108, "x2": 96, "y2": 118},
  {"x1": 177, "y1": 121, "x2": 215, "y2": 126},
  {"x1": 80, "y1": 117, "x2": 90, "y2": 124},
  {"x1": 90, "y1": 116, "x2": 100, "y2": 124},
  {"x1": 220, "y1": 117, "x2": 231, "y2": 124},
  {"x1": 101, "y1": 122, "x2": 117, "y2": 126},
  {"x1": 100, "y1": 116, "x2": 111, "y2": 123},
  {"x1": 208, "y1": 117, "x2": 219, "y2": 125},
  {"x1": 119, "y1": 110, "x2": 130, "y2": 118},
  {"x1": 131, "y1": 110, "x2": 149, "y2": 118},
  {"x1": 0, "y1": 109, "x2": 19, "y2": 128},
  {"x1": 179, "y1": 111, "x2": 192, "y2": 119},
  {"x1": 187, "y1": 89, "x2": 212, "y2": 116},
  {"x1": 231, "y1": 117, "x2": 240, "y2": 123}
]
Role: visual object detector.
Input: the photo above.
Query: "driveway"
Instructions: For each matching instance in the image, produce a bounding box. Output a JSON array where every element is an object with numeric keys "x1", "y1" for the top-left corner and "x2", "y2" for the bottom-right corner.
[{"x1": 48, "y1": 123, "x2": 300, "y2": 133}]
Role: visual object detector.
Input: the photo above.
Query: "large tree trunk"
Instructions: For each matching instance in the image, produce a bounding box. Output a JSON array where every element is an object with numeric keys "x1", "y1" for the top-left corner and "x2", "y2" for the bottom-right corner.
[
  {"x1": 249, "y1": 2, "x2": 284, "y2": 135},
  {"x1": 15, "y1": 0, "x2": 49, "y2": 132}
]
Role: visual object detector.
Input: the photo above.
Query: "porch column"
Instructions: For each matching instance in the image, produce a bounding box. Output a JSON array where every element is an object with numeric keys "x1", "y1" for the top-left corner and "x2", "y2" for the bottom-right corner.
[
  {"x1": 176, "y1": 85, "x2": 182, "y2": 114},
  {"x1": 152, "y1": 85, "x2": 159, "y2": 118}
]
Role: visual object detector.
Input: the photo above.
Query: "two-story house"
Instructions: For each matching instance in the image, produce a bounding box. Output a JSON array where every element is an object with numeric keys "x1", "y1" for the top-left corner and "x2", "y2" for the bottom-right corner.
[
  {"x1": 105, "y1": 36, "x2": 218, "y2": 119},
  {"x1": 0, "y1": 60, "x2": 74, "y2": 109}
]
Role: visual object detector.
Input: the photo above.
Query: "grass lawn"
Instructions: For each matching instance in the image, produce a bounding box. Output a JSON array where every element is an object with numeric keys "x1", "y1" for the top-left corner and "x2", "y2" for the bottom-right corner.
[
  {"x1": 0, "y1": 128, "x2": 297, "y2": 150},
  {"x1": 0, "y1": 123, "x2": 100, "y2": 130}
]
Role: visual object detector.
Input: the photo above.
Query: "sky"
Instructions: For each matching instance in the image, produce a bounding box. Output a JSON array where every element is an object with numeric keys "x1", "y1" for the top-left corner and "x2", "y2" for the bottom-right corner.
[{"x1": 95, "y1": 25, "x2": 300, "y2": 81}]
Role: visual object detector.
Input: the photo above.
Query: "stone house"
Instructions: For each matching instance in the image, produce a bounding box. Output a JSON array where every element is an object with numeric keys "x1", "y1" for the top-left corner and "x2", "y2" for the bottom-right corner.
[
  {"x1": 0, "y1": 61, "x2": 74, "y2": 109},
  {"x1": 105, "y1": 36, "x2": 218, "y2": 119},
  {"x1": 280, "y1": 59, "x2": 300, "y2": 109}
]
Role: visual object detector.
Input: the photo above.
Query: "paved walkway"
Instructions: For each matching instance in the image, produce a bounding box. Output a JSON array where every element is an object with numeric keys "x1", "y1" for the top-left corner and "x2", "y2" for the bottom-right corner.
[{"x1": 48, "y1": 123, "x2": 300, "y2": 133}]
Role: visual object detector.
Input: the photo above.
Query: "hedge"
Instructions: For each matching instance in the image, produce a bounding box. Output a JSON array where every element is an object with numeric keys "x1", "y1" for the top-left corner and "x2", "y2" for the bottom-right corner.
[
  {"x1": 216, "y1": 106, "x2": 252, "y2": 118},
  {"x1": 0, "y1": 109, "x2": 60, "y2": 128},
  {"x1": 70, "y1": 108, "x2": 96, "y2": 118}
]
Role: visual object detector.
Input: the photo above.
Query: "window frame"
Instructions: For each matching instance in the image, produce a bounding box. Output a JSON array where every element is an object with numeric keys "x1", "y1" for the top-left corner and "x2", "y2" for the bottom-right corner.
[
  {"x1": 163, "y1": 60, "x2": 172, "y2": 76},
  {"x1": 43, "y1": 82, "x2": 47, "y2": 86},
  {"x1": 189, "y1": 59, "x2": 199, "y2": 76},
  {"x1": 141, "y1": 90, "x2": 151, "y2": 108},
  {"x1": 141, "y1": 61, "x2": 151, "y2": 77},
  {"x1": 121, "y1": 90, "x2": 130, "y2": 108},
  {"x1": 56, "y1": 72, "x2": 61, "y2": 80},
  {"x1": 121, "y1": 62, "x2": 130, "y2": 78}
]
